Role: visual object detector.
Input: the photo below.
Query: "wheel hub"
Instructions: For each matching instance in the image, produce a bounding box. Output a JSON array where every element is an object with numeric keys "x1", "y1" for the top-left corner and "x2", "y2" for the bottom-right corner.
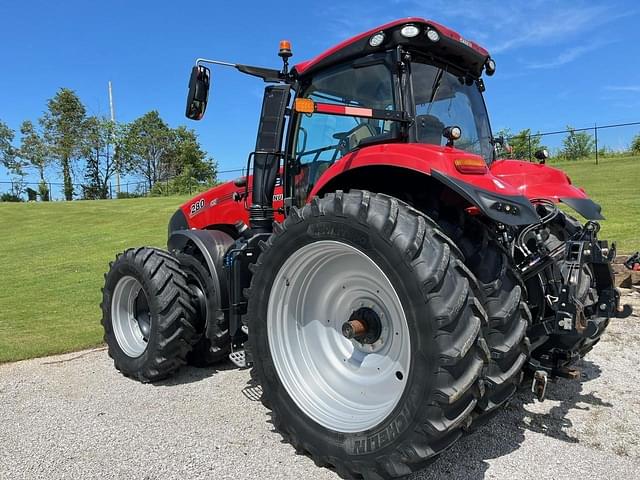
[{"x1": 342, "y1": 307, "x2": 382, "y2": 344}]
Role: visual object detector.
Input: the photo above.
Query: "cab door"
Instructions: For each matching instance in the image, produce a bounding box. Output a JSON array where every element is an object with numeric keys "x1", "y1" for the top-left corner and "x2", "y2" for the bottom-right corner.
[{"x1": 286, "y1": 58, "x2": 397, "y2": 207}]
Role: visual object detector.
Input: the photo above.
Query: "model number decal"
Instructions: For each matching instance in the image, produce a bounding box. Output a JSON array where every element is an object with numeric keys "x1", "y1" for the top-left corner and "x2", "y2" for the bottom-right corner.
[{"x1": 189, "y1": 198, "x2": 206, "y2": 216}]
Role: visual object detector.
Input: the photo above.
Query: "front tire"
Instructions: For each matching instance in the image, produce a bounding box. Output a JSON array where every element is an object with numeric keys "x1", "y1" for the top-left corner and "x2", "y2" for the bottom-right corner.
[
  {"x1": 101, "y1": 247, "x2": 197, "y2": 382},
  {"x1": 247, "y1": 191, "x2": 488, "y2": 478}
]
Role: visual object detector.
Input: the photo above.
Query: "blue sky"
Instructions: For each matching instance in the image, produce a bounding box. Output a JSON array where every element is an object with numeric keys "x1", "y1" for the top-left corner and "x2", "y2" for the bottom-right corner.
[{"x1": 1, "y1": 0, "x2": 639, "y2": 190}]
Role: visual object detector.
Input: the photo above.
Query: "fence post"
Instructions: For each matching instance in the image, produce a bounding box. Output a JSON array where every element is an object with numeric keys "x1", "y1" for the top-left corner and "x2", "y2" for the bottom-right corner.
[{"x1": 594, "y1": 124, "x2": 598, "y2": 165}]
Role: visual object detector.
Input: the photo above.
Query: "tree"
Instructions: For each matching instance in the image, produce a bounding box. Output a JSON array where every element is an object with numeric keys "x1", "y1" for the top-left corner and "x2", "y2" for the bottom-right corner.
[
  {"x1": 631, "y1": 133, "x2": 640, "y2": 155},
  {"x1": 19, "y1": 121, "x2": 51, "y2": 201},
  {"x1": 121, "y1": 112, "x2": 217, "y2": 191},
  {"x1": 171, "y1": 126, "x2": 217, "y2": 182},
  {"x1": 561, "y1": 126, "x2": 594, "y2": 160},
  {"x1": 0, "y1": 120, "x2": 21, "y2": 173},
  {"x1": 121, "y1": 111, "x2": 174, "y2": 189},
  {"x1": 41, "y1": 88, "x2": 87, "y2": 200},
  {"x1": 499, "y1": 128, "x2": 545, "y2": 160},
  {"x1": 0, "y1": 120, "x2": 26, "y2": 200},
  {"x1": 81, "y1": 116, "x2": 122, "y2": 199}
]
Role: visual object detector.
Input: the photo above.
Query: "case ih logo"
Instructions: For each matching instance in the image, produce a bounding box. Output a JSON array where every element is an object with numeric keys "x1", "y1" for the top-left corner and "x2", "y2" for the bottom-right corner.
[{"x1": 459, "y1": 36, "x2": 472, "y2": 48}]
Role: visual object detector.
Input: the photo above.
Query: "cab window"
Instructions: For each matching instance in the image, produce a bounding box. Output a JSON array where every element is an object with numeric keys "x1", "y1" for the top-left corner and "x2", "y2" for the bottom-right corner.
[{"x1": 293, "y1": 61, "x2": 395, "y2": 204}]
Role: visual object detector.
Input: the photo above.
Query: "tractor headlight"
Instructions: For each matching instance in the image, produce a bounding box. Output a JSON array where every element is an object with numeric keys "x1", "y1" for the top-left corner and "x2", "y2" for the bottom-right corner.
[
  {"x1": 426, "y1": 28, "x2": 440, "y2": 42},
  {"x1": 369, "y1": 32, "x2": 385, "y2": 47},
  {"x1": 486, "y1": 58, "x2": 496, "y2": 76},
  {"x1": 400, "y1": 24, "x2": 420, "y2": 38}
]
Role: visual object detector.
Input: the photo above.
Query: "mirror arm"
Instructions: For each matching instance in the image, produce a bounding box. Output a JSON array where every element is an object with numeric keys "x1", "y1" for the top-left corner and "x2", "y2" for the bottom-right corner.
[
  {"x1": 196, "y1": 58, "x2": 237, "y2": 68},
  {"x1": 195, "y1": 58, "x2": 283, "y2": 82}
]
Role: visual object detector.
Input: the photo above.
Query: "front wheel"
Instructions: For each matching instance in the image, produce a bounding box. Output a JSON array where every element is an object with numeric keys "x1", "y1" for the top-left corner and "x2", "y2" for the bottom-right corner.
[
  {"x1": 246, "y1": 191, "x2": 488, "y2": 478},
  {"x1": 101, "y1": 247, "x2": 197, "y2": 382}
]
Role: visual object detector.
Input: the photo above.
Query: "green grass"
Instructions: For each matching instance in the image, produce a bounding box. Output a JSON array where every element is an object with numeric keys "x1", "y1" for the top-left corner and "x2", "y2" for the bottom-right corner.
[
  {"x1": 549, "y1": 155, "x2": 640, "y2": 251},
  {"x1": 0, "y1": 156, "x2": 638, "y2": 363},
  {"x1": 0, "y1": 196, "x2": 188, "y2": 363}
]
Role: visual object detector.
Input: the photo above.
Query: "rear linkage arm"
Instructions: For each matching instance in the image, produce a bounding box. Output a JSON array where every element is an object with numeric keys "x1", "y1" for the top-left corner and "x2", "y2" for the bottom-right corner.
[{"x1": 529, "y1": 221, "x2": 631, "y2": 344}]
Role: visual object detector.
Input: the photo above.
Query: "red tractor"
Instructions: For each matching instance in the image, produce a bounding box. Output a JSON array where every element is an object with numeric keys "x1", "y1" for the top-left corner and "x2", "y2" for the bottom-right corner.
[{"x1": 102, "y1": 18, "x2": 629, "y2": 478}]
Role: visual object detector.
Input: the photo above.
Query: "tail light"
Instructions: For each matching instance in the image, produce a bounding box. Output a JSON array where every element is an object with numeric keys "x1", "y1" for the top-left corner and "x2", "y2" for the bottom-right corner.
[{"x1": 454, "y1": 157, "x2": 487, "y2": 174}]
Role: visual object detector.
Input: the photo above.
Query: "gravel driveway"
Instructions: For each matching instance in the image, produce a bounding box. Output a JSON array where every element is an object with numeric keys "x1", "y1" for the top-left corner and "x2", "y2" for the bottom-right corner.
[{"x1": 2, "y1": 289, "x2": 639, "y2": 480}]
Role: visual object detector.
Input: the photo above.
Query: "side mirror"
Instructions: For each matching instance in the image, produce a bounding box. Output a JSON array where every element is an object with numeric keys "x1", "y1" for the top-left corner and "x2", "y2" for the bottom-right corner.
[
  {"x1": 534, "y1": 149, "x2": 549, "y2": 164},
  {"x1": 185, "y1": 65, "x2": 211, "y2": 120}
]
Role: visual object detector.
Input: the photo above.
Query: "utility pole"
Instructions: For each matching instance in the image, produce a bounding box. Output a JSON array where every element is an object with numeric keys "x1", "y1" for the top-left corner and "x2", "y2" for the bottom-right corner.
[{"x1": 108, "y1": 81, "x2": 120, "y2": 194}]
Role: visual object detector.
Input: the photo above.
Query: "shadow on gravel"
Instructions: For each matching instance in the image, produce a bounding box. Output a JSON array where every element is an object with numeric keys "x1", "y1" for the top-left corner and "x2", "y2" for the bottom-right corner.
[
  {"x1": 409, "y1": 359, "x2": 612, "y2": 479},
  {"x1": 153, "y1": 360, "x2": 237, "y2": 387}
]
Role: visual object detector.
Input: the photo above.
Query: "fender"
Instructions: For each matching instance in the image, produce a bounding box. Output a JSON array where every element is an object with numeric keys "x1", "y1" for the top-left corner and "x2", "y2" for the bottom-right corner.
[
  {"x1": 490, "y1": 159, "x2": 605, "y2": 220},
  {"x1": 167, "y1": 229, "x2": 234, "y2": 304},
  {"x1": 310, "y1": 143, "x2": 540, "y2": 226},
  {"x1": 430, "y1": 170, "x2": 540, "y2": 225}
]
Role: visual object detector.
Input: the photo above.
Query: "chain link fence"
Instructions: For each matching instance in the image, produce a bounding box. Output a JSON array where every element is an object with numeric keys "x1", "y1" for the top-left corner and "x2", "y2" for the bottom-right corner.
[
  {"x1": 0, "y1": 167, "x2": 248, "y2": 202},
  {"x1": 501, "y1": 121, "x2": 640, "y2": 164}
]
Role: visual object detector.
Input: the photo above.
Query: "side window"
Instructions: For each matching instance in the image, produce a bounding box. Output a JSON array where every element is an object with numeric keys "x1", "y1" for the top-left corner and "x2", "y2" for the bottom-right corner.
[{"x1": 293, "y1": 62, "x2": 395, "y2": 204}]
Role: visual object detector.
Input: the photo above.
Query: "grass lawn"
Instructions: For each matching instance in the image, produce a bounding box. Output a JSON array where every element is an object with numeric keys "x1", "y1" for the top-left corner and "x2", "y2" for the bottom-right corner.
[
  {"x1": 549, "y1": 155, "x2": 640, "y2": 251},
  {"x1": 0, "y1": 156, "x2": 638, "y2": 363},
  {"x1": 0, "y1": 196, "x2": 188, "y2": 362}
]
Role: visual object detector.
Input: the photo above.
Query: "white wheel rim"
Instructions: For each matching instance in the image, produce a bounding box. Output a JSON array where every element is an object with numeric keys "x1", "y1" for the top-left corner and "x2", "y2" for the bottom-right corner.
[
  {"x1": 111, "y1": 275, "x2": 149, "y2": 358},
  {"x1": 267, "y1": 240, "x2": 411, "y2": 433}
]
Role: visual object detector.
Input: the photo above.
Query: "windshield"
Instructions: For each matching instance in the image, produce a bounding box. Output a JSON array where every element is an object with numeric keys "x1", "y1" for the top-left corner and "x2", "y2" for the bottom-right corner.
[{"x1": 411, "y1": 60, "x2": 493, "y2": 163}]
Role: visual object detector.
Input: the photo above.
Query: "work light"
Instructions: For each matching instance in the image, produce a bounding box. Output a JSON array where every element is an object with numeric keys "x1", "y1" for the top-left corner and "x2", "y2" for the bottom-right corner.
[
  {"x1": 369, "y1": 32, "x2": 385, "y2": 47},
  {"x1": 400, "y1": 24, "x2": 420, "y2": 38},
  {"x1": 426, "y1": 28, "x2": 440, "y2": 42}
]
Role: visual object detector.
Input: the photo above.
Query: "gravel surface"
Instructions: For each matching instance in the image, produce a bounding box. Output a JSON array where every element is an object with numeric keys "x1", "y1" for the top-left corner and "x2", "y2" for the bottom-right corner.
[{"x1": 1, "y1": 289, "x2": 639, "y2": 480}]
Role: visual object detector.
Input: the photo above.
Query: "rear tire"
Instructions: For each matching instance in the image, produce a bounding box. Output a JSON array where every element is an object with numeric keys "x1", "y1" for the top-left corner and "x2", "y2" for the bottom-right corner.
[
  {"x1": 451, "y1": 224, "x2": 530, "y2": 414},
  {"x1": 246, "y1": 191, "x2": 488, "y2": 479},
  {"x1": 101, "y1": 247, "x2": 196, "y2": 382}
]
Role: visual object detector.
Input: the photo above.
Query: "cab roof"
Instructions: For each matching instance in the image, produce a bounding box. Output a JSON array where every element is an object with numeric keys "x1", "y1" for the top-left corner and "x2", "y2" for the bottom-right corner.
[{"x1": 293, "y1": 17, "x2": 491, "y2": 79}]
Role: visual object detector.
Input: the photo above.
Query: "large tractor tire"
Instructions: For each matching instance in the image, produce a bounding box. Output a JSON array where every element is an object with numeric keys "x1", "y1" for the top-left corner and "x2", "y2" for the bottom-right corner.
[
  {"x1": 445, "y1": 221, "x2": 530, "y2": 416},
  {"x1": 101, "y1": 247, "x2": 197, "y2": 382},
  {"x1": 246, "y1": 191, "x2": 488, "y2": 479},
  {"x1": 173, "y1": 231, "x2": 234, "y2": 367}
]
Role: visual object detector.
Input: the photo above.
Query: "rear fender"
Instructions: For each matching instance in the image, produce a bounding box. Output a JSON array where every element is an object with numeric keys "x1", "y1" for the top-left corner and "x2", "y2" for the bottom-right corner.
[
  {"x1": 490, "y1": 159, "x2": 604, "y2": 220},
  {"x1": 313, "y1": 163, "x2": 540, "y2": 226}
]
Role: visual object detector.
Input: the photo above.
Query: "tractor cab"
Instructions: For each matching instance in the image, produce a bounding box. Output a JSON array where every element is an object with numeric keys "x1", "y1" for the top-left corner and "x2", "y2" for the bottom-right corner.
[
  {"x1": 289, "y1": 47, "x2": 495, "y2": 204},
  {"x1": 186, "y1": 18, "x2": 499, "y2": 218}
]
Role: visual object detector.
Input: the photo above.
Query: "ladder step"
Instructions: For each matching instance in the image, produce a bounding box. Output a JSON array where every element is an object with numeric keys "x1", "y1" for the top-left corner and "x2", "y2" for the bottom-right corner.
[{"x1": 229, "y1": 350, "x2": 246, "y2": 368}]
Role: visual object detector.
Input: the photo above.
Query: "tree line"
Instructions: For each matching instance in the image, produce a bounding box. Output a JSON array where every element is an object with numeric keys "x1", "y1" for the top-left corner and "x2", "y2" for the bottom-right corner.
[
  {"x1": 496, "y1": 126, "x2": 640, "y2": 161},
  {"x1": 0, "y1": 88, "x2": 217, "y2": 201}
]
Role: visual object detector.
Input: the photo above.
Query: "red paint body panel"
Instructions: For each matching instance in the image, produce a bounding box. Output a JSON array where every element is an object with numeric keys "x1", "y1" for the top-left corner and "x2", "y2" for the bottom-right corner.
[
  {"x1": 178, "y1": 151, "x2": 591, "y2": 231},
  {"x1": 179, "y1": 178, "x2": 284, "y2": 231},
  {"x1": 490, "y1": 159, "x2": 588, "y2": 201},
  {"x1": 309, "y1": 143, "x2": 521, "y2": 197},
  {"x1": 293, "y1": 18, "x2": 488, "y2": 76}
]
